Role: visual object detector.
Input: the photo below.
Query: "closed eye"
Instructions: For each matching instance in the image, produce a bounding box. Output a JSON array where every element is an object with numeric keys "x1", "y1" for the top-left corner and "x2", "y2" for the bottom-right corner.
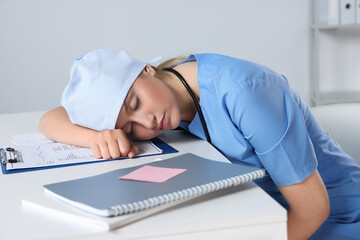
[{"x1": 134, "y1": 97, "x2": 139, "y2": 111}]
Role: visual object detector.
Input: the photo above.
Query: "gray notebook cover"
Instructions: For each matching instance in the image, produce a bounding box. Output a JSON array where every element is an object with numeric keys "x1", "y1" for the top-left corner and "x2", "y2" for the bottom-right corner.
[{"x1": 44, "y1": 153, "x2": 264, "y2": 216}]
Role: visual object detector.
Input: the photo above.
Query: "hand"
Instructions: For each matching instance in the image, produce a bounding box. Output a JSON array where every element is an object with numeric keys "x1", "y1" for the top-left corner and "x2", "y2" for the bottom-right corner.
[{"x1": 90, "y1": 129, "x2": 139, "y2": 159}]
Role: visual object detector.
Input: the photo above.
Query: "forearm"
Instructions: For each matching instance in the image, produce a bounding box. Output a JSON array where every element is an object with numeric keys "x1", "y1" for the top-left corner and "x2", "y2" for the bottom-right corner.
[
  {"x1": 39, "y1": 107, "x2": 98, "y2": 148},
  {"x1": 278, "y1": 170, "x2": 329, "y2": 240},
  {"x1": 287, "y1": 208, "x2": 326, "y2": 240}
]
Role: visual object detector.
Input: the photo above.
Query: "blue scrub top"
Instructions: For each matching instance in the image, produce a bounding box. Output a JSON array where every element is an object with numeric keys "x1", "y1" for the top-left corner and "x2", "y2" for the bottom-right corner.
[{"x1": 180, "y1": 53, "x2": 360, "y2": 239}]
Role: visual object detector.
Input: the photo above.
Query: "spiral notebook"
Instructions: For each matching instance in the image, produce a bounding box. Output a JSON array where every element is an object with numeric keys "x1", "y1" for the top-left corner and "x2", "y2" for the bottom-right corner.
[{"x1": 44, "y1": 153, "x2": 265, "y2": 217}]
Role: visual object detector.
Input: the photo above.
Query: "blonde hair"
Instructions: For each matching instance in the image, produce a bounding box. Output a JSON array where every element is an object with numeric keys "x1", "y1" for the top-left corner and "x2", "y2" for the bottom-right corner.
[{"x1": 154, "y1": 56, "x2": 187, "y2": 70}]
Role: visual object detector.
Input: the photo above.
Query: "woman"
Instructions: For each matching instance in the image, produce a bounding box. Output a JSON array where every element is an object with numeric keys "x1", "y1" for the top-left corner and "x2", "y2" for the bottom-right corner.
[{"x1": 40, "y1": 49, "x2": 360, "y2": 239}]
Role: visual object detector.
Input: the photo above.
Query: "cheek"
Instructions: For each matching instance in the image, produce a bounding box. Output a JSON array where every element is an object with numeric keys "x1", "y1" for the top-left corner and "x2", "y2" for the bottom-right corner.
[
  {"x1": 148, "y1": 90, "x2": 171, "y2": 104},
  {"x1": 169, "y1": 105, "x2": 181, "y2": 129},
  {"x1": 144, "y1": 81, "x2": 175, "y2": 106}
]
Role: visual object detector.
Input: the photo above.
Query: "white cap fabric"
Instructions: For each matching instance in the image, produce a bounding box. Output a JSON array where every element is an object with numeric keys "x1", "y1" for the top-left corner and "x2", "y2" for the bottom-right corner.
[{"x1": 61, "y1": 49, "x2": 147, "y2": 131}]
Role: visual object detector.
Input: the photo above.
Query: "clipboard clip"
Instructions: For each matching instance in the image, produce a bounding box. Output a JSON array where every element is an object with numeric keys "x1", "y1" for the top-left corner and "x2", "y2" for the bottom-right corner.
[{"x1": 1, "y1": 147, "x2": 23, "y2": 165}]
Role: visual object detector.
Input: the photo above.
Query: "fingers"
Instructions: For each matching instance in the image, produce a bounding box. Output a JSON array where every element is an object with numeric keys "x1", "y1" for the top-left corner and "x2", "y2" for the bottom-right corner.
[
  {"x1": 108, "y1": 138, "x2": 121, "y2": 158},
  {"x1": 91, "y1": 136, "x2": 111, "y2": 159},
  {"x1": 91, "y1": 143, "x2": 102, "y2": 159},
  {"x1": 127, "y1": 141, "x2": 140, "y2": 158},
  {"x1": 116, "y1": 134, "x2": 132, "y2": 157},
  {"x1": 90, "y1": 129, "x2": 139, "y2": 159}
]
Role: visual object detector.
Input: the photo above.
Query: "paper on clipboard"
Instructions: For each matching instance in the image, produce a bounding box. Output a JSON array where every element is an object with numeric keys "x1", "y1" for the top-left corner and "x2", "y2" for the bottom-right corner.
[{"x1": 5, "y1": 141, "x2": 162, "y2": 171}]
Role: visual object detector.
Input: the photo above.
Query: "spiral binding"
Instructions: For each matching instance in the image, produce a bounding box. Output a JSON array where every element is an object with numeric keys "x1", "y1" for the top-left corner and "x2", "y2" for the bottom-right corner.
[{"x1": 109, "y1": 169, "x2": 265, "y2": 216}]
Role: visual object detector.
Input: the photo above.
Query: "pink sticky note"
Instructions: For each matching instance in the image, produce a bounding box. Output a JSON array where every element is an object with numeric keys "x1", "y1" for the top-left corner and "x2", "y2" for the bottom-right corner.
[{"x1": 119, "y1": 165, "x2": 187, "y2": 183}]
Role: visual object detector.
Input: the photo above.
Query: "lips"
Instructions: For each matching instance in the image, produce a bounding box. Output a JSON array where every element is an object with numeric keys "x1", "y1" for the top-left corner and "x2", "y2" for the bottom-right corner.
[{"x1": 158, "y1": 115, "x2": 166, "y2": 131}]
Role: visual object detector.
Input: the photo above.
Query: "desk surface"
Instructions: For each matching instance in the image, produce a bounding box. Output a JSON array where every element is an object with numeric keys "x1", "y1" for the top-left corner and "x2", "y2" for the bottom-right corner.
[{"x1": 0, "y1": 111, "x2": 287, "y2": 240}]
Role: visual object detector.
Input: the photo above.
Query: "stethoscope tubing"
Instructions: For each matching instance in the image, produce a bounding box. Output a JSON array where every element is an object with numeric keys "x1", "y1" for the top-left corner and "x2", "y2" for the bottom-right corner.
[{"x1": 163, "y1": 68, "x2": 212, "y2": 144}]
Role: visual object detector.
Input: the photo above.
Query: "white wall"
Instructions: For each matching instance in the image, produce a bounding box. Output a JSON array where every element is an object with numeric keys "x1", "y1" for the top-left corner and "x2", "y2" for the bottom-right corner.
[{"x1": 1, "y1": 0, "x2": 313, "y2": 114}]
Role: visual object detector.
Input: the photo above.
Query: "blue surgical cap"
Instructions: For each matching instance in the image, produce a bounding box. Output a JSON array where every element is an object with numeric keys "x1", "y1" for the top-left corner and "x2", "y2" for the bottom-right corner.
[{"x1": 61, "y1": 49, "x2": 146, "y2": 131}]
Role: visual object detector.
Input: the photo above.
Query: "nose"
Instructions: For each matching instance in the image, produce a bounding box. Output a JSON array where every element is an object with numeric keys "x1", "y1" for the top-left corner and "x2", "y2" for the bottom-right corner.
[{"x1": 134, "y1": 112, "x2": 157, "y2": 130}]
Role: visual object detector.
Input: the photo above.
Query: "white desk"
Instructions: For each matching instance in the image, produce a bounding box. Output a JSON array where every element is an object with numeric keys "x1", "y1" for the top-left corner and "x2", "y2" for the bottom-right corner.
[{"x1": 0, "y1": 111, "x2": 287, "y2": 240}]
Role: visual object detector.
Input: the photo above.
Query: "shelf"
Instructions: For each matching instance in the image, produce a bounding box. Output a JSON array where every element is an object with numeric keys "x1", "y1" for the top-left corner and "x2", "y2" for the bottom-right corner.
[
  {"x1": 311, "y1": 91, "x2": 360, "y2": 105},
  {"x1": 310, "y1": 23, "x2": 360, "y2": 30},
  {"x1": 310, "y1": 0, "x2": 360, "y2": 106}
]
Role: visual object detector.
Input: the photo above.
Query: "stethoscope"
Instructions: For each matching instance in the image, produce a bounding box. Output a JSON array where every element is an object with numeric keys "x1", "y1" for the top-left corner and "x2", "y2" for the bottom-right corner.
[{"x1": 163, "y1": 68, "x2": 212, "y2": 145}]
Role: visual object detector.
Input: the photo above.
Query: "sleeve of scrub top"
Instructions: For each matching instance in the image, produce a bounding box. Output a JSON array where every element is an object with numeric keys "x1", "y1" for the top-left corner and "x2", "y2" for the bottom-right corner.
[{"x1": 227, "y1": 77, "x2": 318, "y2": 187}]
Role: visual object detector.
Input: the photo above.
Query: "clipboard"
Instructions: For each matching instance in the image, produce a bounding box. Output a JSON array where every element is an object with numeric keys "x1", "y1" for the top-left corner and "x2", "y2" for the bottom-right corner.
[{"x1": 1, "y1": 138, "x2": 177, "y2": 174}]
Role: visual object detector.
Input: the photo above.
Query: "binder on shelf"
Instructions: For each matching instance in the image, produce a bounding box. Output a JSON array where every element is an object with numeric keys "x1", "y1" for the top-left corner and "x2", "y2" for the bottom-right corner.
[
  {"x1": 340, "y1": 0, "x2": 356, "y2": 24},
  {"x1": 43, "y1": 153, "x2": 266, "y2": 217},
  {"x1": 1, "y1": 138, "x2": 177, "y2": 174},
  {"x1": 356, "y1": 0, "x2": 360, "y2": 23},
  {"x1": 318, "y1": 0, "x2": 340, "y2": 26}
]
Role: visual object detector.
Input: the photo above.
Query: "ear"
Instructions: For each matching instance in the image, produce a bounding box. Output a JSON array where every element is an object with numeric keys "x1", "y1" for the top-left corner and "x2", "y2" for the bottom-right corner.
[{"x1": 142, "y1": 65, "x2": 156, "y2": 77}]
